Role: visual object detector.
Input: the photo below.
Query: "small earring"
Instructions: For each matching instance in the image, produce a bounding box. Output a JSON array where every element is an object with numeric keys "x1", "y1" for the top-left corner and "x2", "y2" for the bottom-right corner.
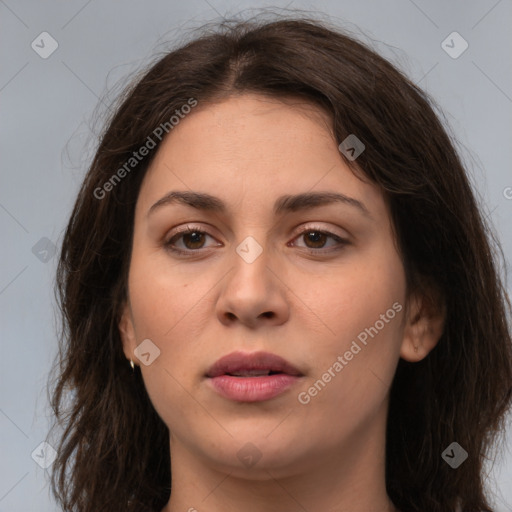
[
  {"x1": 414, "y1": 345, "x2": 419, "y2": 353},
  {"x1": 129, "y1": 358, "x2": 135, "y2": 371}
]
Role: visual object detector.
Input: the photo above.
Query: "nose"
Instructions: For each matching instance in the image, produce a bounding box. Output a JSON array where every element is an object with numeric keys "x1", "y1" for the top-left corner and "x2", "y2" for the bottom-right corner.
[{"x1": 215, "y1": 241, "x2": 290, "y2": 329}]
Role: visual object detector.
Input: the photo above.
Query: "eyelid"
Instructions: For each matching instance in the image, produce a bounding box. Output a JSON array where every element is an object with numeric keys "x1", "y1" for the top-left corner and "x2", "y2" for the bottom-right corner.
[
  {"x1": 166, "y1": 222, "x2": 349, "y2": 241},
  {"x1": 164, "y1": 222, "x2": 350, "y2": 255},
  {"x1": 164, "y1": 224, "x2": 221, "y2": 248},
  {"x1": 290, "y1": 222, "x2": 350, "y2": 241}
]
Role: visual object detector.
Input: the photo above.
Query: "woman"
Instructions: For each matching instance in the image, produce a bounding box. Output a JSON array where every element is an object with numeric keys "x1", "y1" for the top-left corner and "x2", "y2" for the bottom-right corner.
[{"x1": 47, "y1": 14, "x2": 512, "y2": 512}]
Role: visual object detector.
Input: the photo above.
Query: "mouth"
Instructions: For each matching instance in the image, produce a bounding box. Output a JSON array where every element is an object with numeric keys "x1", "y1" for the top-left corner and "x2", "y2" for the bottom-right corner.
[
  {"x1": 206, "y1": 350, "x2": 303, "y2": 378},
  {"x1": 205, "y1": 351, "x2": 304, "y2": 402},
  {"x1": 222, "y1": 369, "x2": 287, "y2": 376}
]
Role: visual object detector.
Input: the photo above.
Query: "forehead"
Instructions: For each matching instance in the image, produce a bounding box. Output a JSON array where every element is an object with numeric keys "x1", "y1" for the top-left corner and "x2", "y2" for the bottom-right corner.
[{"x1": 137, "y1": 93, "x2": 385, "y2": 219}]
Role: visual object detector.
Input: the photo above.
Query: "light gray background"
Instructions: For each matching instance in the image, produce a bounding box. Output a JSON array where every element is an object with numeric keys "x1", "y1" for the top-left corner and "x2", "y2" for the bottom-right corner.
[{"x1": 1, "y1": 1, "x2": 511, "y2": 511}]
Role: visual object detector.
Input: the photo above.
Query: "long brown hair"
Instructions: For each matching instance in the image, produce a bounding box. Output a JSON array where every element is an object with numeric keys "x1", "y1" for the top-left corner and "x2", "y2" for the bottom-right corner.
[{"x1": 47, "y1": 13, "x2": 512, "y2": 512}]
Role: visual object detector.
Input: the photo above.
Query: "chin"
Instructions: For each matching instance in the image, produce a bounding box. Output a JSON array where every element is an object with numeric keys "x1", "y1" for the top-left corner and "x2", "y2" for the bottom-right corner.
[{"x1": 201, "y1": 429, "x2": 313, "y2": 476}]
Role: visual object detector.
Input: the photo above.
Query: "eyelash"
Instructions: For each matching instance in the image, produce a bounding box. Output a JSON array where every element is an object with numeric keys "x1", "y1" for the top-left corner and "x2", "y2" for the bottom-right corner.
[{"x1": 163, "y1": 225, "x2": 349, "y2": 256}]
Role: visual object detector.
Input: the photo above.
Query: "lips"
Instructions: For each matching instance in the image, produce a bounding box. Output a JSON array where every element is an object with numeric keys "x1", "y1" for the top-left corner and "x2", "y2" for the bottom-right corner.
[
  {"x1": 206, "y1": 351, "x2": 303, "y2": 378},
  {"x1": 205, "y1": 351, "x2": 304, "y2": 402}
]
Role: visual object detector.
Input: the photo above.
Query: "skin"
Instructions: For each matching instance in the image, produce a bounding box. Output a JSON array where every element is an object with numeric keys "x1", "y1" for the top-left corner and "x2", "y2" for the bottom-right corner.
[{"x1": 119, "y1": 93, "x2": 444, "y2": 512}]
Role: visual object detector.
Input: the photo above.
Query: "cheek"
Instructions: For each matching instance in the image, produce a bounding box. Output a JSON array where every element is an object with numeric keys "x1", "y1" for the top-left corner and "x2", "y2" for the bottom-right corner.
[
  {"x1": 297, "y1": 274, "x2": 405, "y2": 442},
  {"x1": 322, "y1": 247, "x2": 405, "y2": 339},
  {"x1": 127, "y1": 247, "x2": 204, "y2": 340},
  {"x1": 127, "y1": 256, "x2": 208, "y2": 426},
  {"x1": 306, "y1": 241, "x2": 406, "y2": 399},
  {"x1": 126, "y1": 246, "x2": 222, "y2": 395}
]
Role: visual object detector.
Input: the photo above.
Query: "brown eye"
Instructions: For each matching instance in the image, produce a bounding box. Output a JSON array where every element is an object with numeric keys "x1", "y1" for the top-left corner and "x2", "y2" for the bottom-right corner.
[
  {"x1": 164, "y1": 226, "x2": 220, "y2": 255},
  {"x1": 164, "y1": 225, "x2": 348, "y2": 257},
  {"x1": 303, "y1": 230, "x2": 329, "y2": 249},
  {"x1": 180, "y1": 231, "x2": 206, "y2": 250},
  {"x1": 291, "y1": 227, "x2": 349, "y2": 254}
]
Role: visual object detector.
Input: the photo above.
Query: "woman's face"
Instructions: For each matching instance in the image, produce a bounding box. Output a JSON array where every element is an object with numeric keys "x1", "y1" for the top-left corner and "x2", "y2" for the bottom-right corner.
[{"x1": 120, "y1": 93, "x2": 417, "y2": 478}]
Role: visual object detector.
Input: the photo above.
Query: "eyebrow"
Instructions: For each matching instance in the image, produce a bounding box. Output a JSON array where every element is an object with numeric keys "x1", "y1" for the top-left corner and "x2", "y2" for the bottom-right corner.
[{"x1": 147, "y1": 190, "x2": 371, "y2": 218}]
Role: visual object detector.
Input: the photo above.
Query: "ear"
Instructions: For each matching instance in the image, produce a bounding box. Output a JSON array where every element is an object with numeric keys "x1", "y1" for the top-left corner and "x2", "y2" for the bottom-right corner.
[
  {"x1": 118, "y1": 300, "x2": 138, "y2": 366},
  {"x1": 400, "y1": 287, "x2": 445, "y2": 362}
]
